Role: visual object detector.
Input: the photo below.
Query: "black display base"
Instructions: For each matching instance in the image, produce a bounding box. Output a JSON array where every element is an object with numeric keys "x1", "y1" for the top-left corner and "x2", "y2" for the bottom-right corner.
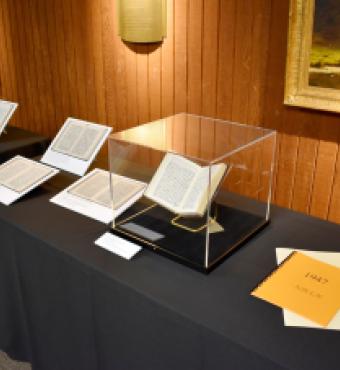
[
  {"x1": 44, "y1": 170, "x2": 80, "y2": 192},
  {"x1": 111, "y1": 202, "x2": 269, "y2": 273},
  {"x1": 0, "y1": 126, "x2": 50, "y2": 163}
]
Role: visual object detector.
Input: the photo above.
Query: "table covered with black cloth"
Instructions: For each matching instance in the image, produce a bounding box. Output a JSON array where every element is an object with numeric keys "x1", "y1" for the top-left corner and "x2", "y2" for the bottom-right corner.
[
  {"x1": 0, "y1": 185, "x2": 339, "y2": 370},
  {"x1": 0, "y1": 126, "x2": 50, "y2": 163}
]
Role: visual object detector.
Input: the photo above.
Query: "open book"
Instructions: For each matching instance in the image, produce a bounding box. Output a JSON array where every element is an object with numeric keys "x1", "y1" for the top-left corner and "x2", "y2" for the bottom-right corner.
[
  {"x1": 51, "y1": 168, "x2": 147, "y2": 224},
  {"x1": 144, "y1": 153, "x2": 227, "y2": 216},
  {"x1": 68, "y1": 169, "x2": 146, "y2": 210},
  {"x1": 51, "y1": 118, "x2": 109, "y2": 161},
  {"x1": 0, "y1": 155, "x2": 59, "y2": 206},
  {"x1": 0, "y1": 155, "x2": 57, "y2": 193},
  {"x1": 0, "y1": 99, "x2": 18, "y2": 136}
]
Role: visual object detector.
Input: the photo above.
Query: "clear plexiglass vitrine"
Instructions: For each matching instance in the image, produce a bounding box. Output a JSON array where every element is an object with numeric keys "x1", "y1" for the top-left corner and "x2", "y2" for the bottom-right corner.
[{"x1": 108, "y1": 113, "x2": 276, "y2": 273}]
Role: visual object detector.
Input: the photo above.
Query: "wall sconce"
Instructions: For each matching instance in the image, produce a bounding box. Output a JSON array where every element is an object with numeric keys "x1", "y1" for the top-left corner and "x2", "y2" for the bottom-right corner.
[{"x1": 117, "y1": 0, "x2": 167, "y2": 43}]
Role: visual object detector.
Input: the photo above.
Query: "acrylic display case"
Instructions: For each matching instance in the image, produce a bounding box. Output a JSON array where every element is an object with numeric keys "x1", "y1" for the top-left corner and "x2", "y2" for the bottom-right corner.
[{"x1": 108, "y1": 113, "x2": 276, "y2": 273}]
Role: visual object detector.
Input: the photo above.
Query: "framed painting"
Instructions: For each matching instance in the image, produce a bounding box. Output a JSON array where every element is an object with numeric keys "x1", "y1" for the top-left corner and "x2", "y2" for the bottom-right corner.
[{"x1": 285, "y1": 0, "x2": 340, "y2": 113}]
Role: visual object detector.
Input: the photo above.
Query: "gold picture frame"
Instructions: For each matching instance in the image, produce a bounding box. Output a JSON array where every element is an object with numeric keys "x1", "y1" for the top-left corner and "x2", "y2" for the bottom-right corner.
[{"x1": 285, "y1": 0, "x2": 340, "y2": 113}]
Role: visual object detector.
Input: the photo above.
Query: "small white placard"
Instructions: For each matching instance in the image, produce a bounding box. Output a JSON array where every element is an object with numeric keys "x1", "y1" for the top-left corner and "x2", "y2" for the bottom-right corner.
[
  {"x1": 0, "y1": 156, "x2": 59, "y2": 206},
  {"x1": 41, "y1": 117, "x2": 112, "y2": 176},
  {"x1": 276, "y1": 248, "x2": 340, "y2": 331},
  {"x1": 95, "y1": 232, "x2": 142, "y2": 260},
  {"x1": 0, "y1": 99, "x2": 18, "y2": 136}
]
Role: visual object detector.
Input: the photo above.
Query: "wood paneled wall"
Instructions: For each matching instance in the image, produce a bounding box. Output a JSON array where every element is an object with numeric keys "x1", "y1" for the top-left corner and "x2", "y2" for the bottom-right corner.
[{"x1": 0, "y1": 0, "x2": 340, "y2": 223}]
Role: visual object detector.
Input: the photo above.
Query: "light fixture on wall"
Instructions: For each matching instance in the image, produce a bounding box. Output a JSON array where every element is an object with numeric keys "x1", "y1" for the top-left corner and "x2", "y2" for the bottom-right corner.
[{"x1": 117, "y1": 0, "x2": 167, "y2": 43}]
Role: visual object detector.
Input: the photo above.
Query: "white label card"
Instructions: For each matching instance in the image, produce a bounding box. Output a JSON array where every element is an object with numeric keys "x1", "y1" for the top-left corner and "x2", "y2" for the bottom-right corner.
[
  {"x1": 41, "y1": 117, "x2": 112, "y2": 176},
  {"x1": 95, "y1": 232, "x2": 142, "y2": 260}
]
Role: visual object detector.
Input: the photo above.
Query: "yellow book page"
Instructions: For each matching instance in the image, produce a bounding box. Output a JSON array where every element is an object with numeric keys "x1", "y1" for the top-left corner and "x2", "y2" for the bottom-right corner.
[{"x1": 252, "y1": 252, "x2": 340, "y2": 327}]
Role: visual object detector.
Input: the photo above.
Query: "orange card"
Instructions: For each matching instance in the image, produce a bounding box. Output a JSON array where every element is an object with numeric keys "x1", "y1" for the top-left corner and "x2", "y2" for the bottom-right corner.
[{"x1": 252, "y1": 252, "x2": 340, "y2": 327}]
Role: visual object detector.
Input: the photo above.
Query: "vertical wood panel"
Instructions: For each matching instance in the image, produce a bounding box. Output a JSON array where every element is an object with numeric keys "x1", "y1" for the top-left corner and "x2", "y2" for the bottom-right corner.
[
  {"x1": 0, "y1": 1, "x2": 20, "y2": 125},
  {"x1": 70, "y1": 0, "x2": 90, "y2": 120},
  {"x1": 88, "y1": 0, "x2": 107, "y2": 124},
  {"x1": 201, "y1": 0, "x2": 219, "y2": 117},
  {"x1": 216, "y1": 0, "x2": 236, "y2": 120},
  {"x1": 101, "y1": 0, "x2": 117, "y2": 127},
  {"x1": 148, "y1": 45, "x2": 162, "y2": 121},
  {"x1": 113, "y1": 37, "x2": 128, "y2": 130},
  {"x1": 29, "y1": 0, "x2": 47, "y2": 134},
  {"x1": 124, "y1": 44, "x2": 138, "y2": 127},
  {"x1": 44, "y1": 0, "x2": 63, "y2": 133},
  {"x1": 174, "y1": 0, "x2": 187, "y2": 112},
  {"x1": 291, "y1": 116, "x2": 319, "y2": 213},
  {"x1": 53, "y1": 0, "x2": 72, "y2": 125},
  {"x1": 274, "y1": 132, "x2": 299, "y2": 208},
  {"x1": 247, "y1": 0, "x2": 272, "y2": 125},
  {"x1": 187, "y1": 0, "x2": 202, "y2": 114},
  {"x1": 62, "y1": 0, "x2": 81, "y2": 117},
  {"x1": 310, "y1": 117, "x2": 339, "y2": 219},
  {"x1": 161, "y1": 0, "x2": 174, "y2": 116},
  {"x1": 328, "y1": 145, "x2": 340, "y2": 222},
  {"x1": 0, "y1": 3, "x2": 17, "y2": 108},
  {"x1": 35, "y1": 0, "x2": 57, "y2": 136},
  {"x1": 19, "y1": 0, "x2": 42, "y2": 132},
  {"x1": 136, "y1": 45, "x2": 150, "y2": 124},
  {"x1": 231, "y1": 0, "x2": 253, "y2": 122},
  {"x1": 262, "y1": 0, "x2": 289, "y2": 202},
  {"x1": 0, "y1": 0, "x2": 340, "y2": 224}
]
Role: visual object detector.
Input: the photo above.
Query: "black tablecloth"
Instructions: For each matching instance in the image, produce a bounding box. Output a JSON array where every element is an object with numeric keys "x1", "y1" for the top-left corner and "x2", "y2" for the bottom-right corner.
[
  {"x1": 0, "y1": 126, "x2": 50, "y2": 163},
  {"x1": 0, "y1": 187, "x2": 339, "y2": 370}
]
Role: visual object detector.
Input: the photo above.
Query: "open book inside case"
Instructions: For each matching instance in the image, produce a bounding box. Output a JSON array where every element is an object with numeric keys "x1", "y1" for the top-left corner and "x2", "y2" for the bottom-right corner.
[{"x1": 108, "y1": 113, "x2": 276, "y2": 273}]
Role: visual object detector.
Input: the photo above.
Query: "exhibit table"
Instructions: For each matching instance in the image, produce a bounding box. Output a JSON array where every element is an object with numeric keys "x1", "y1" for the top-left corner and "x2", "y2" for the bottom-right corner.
[
  {"x1": 0, "y1": 126, "x2": 50, "y2": 163},
  {"x1": 0, "y1": 186, "x2": 339, "y2": 370}
]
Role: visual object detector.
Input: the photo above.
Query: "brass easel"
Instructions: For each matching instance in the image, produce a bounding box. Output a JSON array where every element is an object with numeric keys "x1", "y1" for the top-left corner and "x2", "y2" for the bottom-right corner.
[{"x1": 170, "y1": 203, "x2": 218, "y2": 233}]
